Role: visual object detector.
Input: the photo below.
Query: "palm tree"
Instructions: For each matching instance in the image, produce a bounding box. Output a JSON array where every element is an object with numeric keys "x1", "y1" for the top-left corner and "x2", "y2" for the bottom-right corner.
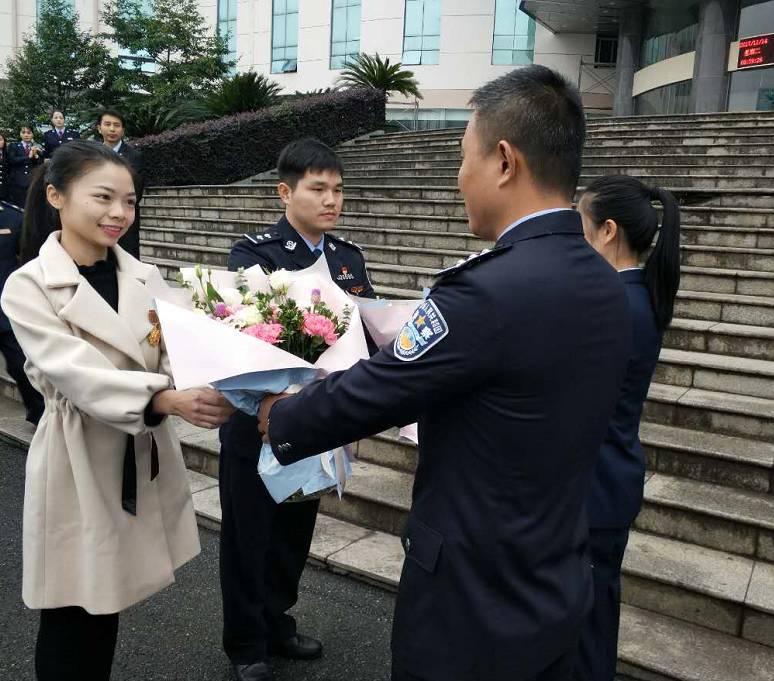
[
  {"x1": 205, "y1": 71, "x2": 283, "y2": 116},
  {"x1": 336, "y1": 53, "x2": 422, "y2": 100}
]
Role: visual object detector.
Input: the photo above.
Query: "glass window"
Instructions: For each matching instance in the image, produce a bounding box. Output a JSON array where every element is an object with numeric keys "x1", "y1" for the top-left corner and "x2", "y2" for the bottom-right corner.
[
  {"x1": 640, "y1": 4, "x2": 699, "y2": 68},
  {"x1": 739, "y1": 0, "x2": 774, "y2": 39},
  {"x1": 635, "y1": 80, "x2": 693, "y2": 115},
  {"x1": 595, "y1": 36, "x2": 618, "y2": 66},
  {"x1": 492, "y1": 0, "x2": 535, "y2": 66},
  {"x1": 330, "y1": 0, "x2": 361, "y2": 70},
  {"x1": 37, "y1": 0, "x2": 75, "y2": 16},
  {"x1": 218, "y1": 0, "x2": 238, "y2": 70},
  {"x1": 402, "y1": 0, "x2": 441, "y2": 65},
  {"x1": 729, "y1": 66, "x2": 774, "y2": 111},
  {"x1": 272, "y1": 0, "x2": 299, "y2": 73},
  {"x1": 118, "y1": 0, "x2": 156, "y2": 73}
]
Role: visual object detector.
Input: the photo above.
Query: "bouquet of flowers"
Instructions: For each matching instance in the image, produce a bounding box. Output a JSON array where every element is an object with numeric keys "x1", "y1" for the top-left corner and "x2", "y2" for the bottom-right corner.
[{"x1": 146, "y1": 256, "x2": 370, "y2": 503}]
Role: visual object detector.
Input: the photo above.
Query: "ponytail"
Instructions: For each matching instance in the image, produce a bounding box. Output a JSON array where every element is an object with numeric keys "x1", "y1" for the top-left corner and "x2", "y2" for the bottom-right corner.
[
  {"x1": 581, "y1": 175, "x2": 681, "y2": 331},
  {"x1": 20, "y1": 165, "x2": 60, "y2": 264},
  {"x1": 645, "y1": 187, "x2": 681, "y2": 331},
  {"x1": 18, "y1": 140, "x2": 136, "y2": 264}
]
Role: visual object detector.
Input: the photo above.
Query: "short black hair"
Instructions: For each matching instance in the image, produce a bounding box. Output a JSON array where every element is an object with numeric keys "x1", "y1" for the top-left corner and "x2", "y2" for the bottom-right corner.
[
  {"x1": 469, "y1": 65, "x2": 586, "y2": 199},
  {"x1": 19, "y1": 125, "x2": 33, "y2": 133},
  {"x1": 277, "y1": 138, "x2": 344, "y2": 188},
  {"x1": 97, "y1": 109, "x2": 127, "y2": 127}
]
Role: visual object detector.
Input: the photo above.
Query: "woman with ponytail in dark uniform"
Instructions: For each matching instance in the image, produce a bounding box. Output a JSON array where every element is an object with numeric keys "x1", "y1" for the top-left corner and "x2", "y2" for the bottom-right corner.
[{"x1": 573, "y1": 176, "x2": 681, "y2": 681}]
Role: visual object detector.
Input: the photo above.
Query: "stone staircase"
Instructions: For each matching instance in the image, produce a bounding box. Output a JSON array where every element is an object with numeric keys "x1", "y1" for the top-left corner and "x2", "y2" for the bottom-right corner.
[{"x1": 0, "y1": 112, "x2": 769, "y2": 680}]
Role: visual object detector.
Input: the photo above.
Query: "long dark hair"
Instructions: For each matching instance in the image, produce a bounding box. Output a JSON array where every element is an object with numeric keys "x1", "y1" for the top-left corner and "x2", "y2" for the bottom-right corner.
[
  {"x1": 21, "y1": 140, "x2": 136, "y2": 263},
  {"x1": 581, "y1": 175, "x2": 681, "y2": 331}
]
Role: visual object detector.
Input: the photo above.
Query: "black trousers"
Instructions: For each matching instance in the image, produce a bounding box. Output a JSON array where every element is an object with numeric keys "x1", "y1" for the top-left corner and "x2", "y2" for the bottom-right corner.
[
  {"x1": 0, "y1": 330, "x2": 44, "y2": 422},
  {"x1": 219, "y1": 448, "x2": 320, "y2": 665},
  {"x1": 392, "y1": 646, "x2": 576, "y2": 681},
  {"x1": 35, "y1": 606, "x2": 119, "y2": 681},
  {"x1": 572, "y1": 527, "x2": 630, "y2": 681}
]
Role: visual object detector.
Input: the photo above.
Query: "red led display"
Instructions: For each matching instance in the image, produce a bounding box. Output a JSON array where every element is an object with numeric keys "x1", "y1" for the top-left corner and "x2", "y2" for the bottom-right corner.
[{"x1": 738, "y1": 34, "x2": 774, "y2": 70}]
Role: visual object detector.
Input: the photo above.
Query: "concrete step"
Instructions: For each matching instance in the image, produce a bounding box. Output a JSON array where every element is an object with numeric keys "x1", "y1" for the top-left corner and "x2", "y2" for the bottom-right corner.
[
  {"x1": 681, "y1": 245, "x2": 774, "y2": 273},
  {"x1": 638, "y1": 473, "x2": 774, "y2": 561},
  {"x1": 673, "y1": 289, "x2": 774, "y2": 326},
  {"x1": 584, "y1": 173, "x2": 774, "y2": 190},
  {"x1": 582, "y1": 162, "x2": 774, "y2": 177},
  {"x1": 656, "y1": 348, "x2": 774, "y2": 400},
  {"x1": 665, "y1": 319, "x2": 774, "y2": 361},
  {"x1": 621, "y1": 530, "x2": 774, "y2": 644},
  {"x1": 618, "y1": 604, "x2": 774, "y2": 681},
  {"x1": 643, "y1": 382, "x2": 774, "y2": 443},
  {"x1": 681, "y1": 266, "x2": 774, "y2": 297},
  {"x1": 681, "y1": 225, "x2": 774, "y2": 249},
  {"x1": 642, "y1": 421, "x2": 774, "y2": 494}
]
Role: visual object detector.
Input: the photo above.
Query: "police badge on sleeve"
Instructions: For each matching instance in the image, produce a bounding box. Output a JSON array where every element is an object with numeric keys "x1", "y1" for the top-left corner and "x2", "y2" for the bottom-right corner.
[{"x1": 394, "y1": 300, "x2": 449, "y2": 362}]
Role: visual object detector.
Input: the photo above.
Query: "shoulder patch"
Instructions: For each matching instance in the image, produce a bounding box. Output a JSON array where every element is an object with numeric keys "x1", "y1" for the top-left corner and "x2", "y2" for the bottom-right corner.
[
  {"x1": 243, "y1": 232, "x2": 280, "y2": 246},
  {"x1": 436, "y1": 244, "x2": 513, "y2": 279},
  {"x1": 393, "y1": 299, "x2": 449, "y2": 362}
]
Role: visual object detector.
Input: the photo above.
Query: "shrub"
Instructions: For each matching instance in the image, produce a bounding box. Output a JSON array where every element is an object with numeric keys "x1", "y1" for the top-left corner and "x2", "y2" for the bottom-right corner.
[
  {"x1": 205, "y1": 72, "x2": 283, "y2": 117},
  {"x1": 134, "y1": 88, "x2": 386, "y2": 186}
]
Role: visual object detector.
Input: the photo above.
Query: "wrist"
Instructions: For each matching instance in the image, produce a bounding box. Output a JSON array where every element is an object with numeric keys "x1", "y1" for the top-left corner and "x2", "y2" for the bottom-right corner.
[{"x1": 152, "y1": 389, "x2": 177, "y2": 417}]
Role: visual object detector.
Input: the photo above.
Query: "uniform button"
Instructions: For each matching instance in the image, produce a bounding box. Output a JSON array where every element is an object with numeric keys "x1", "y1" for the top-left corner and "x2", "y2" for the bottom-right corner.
[{"x1": 404, "y1": 537, "x2": 411, "y2": 552}]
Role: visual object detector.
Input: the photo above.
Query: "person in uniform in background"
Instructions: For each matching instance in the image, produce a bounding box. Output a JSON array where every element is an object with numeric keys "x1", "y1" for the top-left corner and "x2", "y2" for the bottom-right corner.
[
  {"x1": 0, "y1": 200, "x2": 44, "y2": 424},
  {"x1": 42, "y1": 110, "x2": 80, "y2": 160},
  {"x1": 573, "y1": 176, "x2": 681, "y2": 681},
  {"x1": 7, "y1": 125, "x2": 44, "y2": 208},
  {"x1": 98, "y1": 110, "x2": 143, "y2": 259},
  {"x1": 0, "y1": 134, "x2": 9, "y2": 202},
  {"x1": 258, "y1": 66, "x2": 632, "y2": 681},
  {"x1": 1, "y1": 140, "x2": 234, "y2": 681},
  {"x1": 219, "y1": 138, "x2": 375, "y2": 681}
]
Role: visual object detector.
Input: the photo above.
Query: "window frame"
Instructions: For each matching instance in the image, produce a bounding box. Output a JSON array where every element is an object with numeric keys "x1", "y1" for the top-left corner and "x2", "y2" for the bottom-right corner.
[
  {"x1": 491, "y1": 0, "x2": 535, "y2": 67},
  {"x1": 271, "y1": 0, "x2": 299, "y2": 74},
  {"x1": 330, "y1": 0, "x2": 362, "y2": 71},
  {"x1": 402, "y1": 0, "x2": 441, "y2": 66}
]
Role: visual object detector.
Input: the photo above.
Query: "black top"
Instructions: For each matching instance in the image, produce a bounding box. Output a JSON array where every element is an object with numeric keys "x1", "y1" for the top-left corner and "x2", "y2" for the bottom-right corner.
[{"x1": 77, "y1": 249, "x2": 119, "y2": 312}]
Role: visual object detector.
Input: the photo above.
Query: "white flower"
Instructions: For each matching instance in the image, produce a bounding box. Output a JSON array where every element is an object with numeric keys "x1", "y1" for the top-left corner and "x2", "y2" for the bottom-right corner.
[
  {"x1": 232, "y1": 306, "x2": 263, "y2": 327},
  {"x1": 269, "y1": 269, "x2": 293, "y2": 292},
  {"x1": 219, "y1": 287, "x2": 244, "y2": 308}
]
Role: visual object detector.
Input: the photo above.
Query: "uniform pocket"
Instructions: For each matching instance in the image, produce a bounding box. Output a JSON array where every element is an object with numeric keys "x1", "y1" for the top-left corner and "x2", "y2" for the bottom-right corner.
[{"x1": 402, "y1": 516, "x2": 443, "y2": 573}]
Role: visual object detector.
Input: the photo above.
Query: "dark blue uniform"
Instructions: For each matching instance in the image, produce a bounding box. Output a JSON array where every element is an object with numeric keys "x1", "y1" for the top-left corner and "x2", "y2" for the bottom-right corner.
[
  {"x1": 218, "y1": 215, "x2": 375, "y2": 666},
  {"x1": 574, "y1": 268, "x2": 662, "y2": 681},
  {"x1": 0, "y1": 149, "x2": 9, "y2": 202},
  {"x1": 7, "y1": 142, "x2": 43, "y2": 208},
  {"x1": 42, "y1": 128, "x2": 80, "y2": 159},
  {"x1": 266, "y1": 210, "x2": 632, "y2": 681},
  {"x1": 114, "y1": 141, "x2": 144, "y2": 259},
  {"x1": 0, "y1": 202, "x2": 44, "y2": 423}
]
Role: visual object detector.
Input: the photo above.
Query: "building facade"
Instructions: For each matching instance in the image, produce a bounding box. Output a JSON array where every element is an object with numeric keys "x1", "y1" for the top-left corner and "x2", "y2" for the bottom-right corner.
[{"x1": 2, "y1": 0, "x2": 772, "y2": 125}]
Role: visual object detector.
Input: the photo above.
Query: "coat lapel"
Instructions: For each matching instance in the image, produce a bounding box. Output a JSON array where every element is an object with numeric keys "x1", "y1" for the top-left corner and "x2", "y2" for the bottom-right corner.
[{"x1": 40, "y1": 233, "x2": 152, "y2": 369}]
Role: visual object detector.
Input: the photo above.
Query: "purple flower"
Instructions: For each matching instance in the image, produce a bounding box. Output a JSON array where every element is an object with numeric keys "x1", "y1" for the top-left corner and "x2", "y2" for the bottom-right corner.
[{"x1": 311, "y1": 289, "x2": 322, "y2": 305}]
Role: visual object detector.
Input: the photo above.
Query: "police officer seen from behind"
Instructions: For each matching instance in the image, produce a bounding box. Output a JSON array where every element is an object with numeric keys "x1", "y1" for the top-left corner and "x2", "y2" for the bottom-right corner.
[
  {"x1": 221, "y1": 138, "x2": 375, "y2": 681},
  {"x1": 98, "y1": 110, "x2": 143, "y2": 259},
  {"x1": 42, "y1": 110, "x2": 80, "y2": 159},
  {"x1": 0, "y1": 201, "x2": 44, "y2": 424},
  {"x1": 573, "y1": 176, "x2": 681, "y2": 681},
  {"x1": 7, "y1": 126, "x2": 44, "y2": 208},
  {"x1": 259, "y1": 66, "x2": 632, "y2": 681}
]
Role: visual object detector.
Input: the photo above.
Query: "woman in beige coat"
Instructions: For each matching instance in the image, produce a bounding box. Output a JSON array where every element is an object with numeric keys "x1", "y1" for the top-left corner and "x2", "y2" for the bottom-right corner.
[{"x1": 1, "y1": 141, "x2": 234, "y2": 680}]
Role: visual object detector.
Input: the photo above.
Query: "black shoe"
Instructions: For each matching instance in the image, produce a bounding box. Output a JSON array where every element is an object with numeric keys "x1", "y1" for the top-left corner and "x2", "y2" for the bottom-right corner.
[
  {"x1": 233, "y1": 661, "x2": 272, "y2": 681},
  {"x1": 269, "y1": 633, "x2": 323, "y2": 660}
]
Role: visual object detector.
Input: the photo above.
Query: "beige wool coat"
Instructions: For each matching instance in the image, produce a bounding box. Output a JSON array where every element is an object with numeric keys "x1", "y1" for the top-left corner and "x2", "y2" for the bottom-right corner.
[{"x1": 1, "y1": 232, "x2": 200, "y2": 614}]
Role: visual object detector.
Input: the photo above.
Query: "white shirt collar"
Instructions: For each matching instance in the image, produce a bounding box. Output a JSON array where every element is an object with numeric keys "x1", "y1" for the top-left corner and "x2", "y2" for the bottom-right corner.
[
  {"x1": 618, "y1": 267, "x2": 643, "y2": 273},
  {"x1": 497, "y1": 208, "x2": 574, "y2": 241},
  {"x1": 112, "y1": 141, "x2": 123, "y2": 153}
]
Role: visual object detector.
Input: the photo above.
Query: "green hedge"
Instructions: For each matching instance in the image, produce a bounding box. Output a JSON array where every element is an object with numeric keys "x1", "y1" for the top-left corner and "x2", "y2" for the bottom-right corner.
[{"x1": 134, "y1": 88, "x2": 386, "y2": 186}]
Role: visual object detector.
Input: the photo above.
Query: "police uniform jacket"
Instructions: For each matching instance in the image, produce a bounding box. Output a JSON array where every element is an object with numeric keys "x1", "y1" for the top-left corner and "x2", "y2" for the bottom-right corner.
[
  {"x1": 586, "y1": 268, "x2": 662, "y2": 529},
  {"x1": 0, "y1": 232, "x2": 200, "y2": 614},
  {"x1": 115, "y1": 141, "x2": 144, "y2": 259},
  {"x1": 266, "y1": 210, "x2": 632, "y2": 681},
  {"x1": 43, "y1": 127, "x2": 80, "y2": 158},
  {"x1": 7, "y1": 141, "x2": 43, "y2": 189},
  {"x1": 222, "y1": 215, "x2": 375, "y2": 464},
  {"x1": 0, "y1": 150, "x2": 9, "y2": 200},
  {"x1": 0, "y1": 202, "x2": 23, "y2": 332}
]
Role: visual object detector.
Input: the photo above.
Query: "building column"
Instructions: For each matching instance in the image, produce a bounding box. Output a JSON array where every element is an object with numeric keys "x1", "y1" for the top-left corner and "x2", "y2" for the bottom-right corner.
[
  {"x1": 613, "y1": 6, "x2": 644, "y2": 117},
  {"x1": 690, "y1": 0, "x2": 737, "y2": 112}
]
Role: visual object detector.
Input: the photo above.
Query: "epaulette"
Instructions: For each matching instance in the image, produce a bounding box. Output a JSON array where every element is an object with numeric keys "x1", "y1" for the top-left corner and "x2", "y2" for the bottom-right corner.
[
  {"x1": 328, "y1": 233, "x2": 363, "y2": 252},
  {"x1": 0, "y1": 201, "x2": 23, "y2": 214},
  {"x1": 242, "y1": 231, "x2": 280, "y2": 246},
  {"x1": 436, "y1": 244, "x2": 513, "y2": 279}
]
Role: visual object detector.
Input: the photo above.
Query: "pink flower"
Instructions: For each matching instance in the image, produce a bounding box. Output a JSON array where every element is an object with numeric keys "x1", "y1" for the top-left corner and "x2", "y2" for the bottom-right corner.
[
  {"x1": 213, "y1": 302, "x2": 233, "y2": 318},
  {"x1": 243, "y1": 323, "x2": 284, "y2": 345},
  {"x1": 302, "y1": 313, "x2": 338, "y2": 346}
]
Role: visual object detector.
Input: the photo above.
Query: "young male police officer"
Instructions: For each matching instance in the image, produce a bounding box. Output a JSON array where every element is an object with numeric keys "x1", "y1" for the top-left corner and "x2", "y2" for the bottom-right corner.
[
  {"x1": 259, "y1": 67, "x2": 632, "y2": 681},
  {"x1": 42, "y1": 110, "x2": 80, "y2": 159},
  {"x1": 98, "y1": 110, "x2": 143, "y2": 258},
  {"x1": 220, "y1": 138, "x2": 374, "y2": 681}
]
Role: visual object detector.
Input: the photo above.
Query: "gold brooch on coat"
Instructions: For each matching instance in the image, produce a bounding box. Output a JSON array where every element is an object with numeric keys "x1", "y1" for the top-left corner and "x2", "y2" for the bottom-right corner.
[{"x1": 147, "y1": 310, "x2": 162, "y2": 347}]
